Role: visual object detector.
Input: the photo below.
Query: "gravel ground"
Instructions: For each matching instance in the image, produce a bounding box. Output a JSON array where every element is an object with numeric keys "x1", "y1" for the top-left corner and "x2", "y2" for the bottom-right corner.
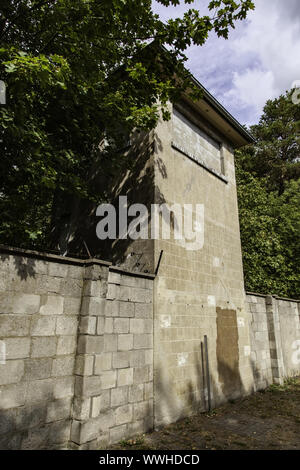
[{"x1": 108, "y1": 377, "x2": 300, "y2": 450}]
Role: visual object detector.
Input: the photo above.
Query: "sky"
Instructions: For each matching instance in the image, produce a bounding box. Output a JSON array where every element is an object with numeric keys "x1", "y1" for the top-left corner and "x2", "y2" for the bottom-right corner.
[{"x1": 152, "y1": 0, "x2": 300, "y2": 127}]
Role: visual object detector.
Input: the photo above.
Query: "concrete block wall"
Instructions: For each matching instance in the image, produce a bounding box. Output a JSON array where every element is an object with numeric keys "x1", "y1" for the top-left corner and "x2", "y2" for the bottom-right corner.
[
  {"x1": 70, "y1": 265, "x2": 154, "y2": 450},
  {"x1": 0, "y1": 247, "x2": 154, "y2": 450},
  {"x1": 246, "y1": 293, "x2": 300, "y2": 389},
  {"x1": 247, "y1": 294, "x2": 273, "y2": 390},
  {"x1": 0, "y1": 249, "x2": 82, "y2": 449},
  {"x1": 0, "y1": 245, "x2": 298, "y2": 450},
  {"x1": 277, "y1": 298, "x2": 300, "y2": 378}
]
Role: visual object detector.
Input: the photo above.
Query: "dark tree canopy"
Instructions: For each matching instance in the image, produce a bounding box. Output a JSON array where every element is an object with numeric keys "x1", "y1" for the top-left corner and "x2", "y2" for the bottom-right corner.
[{"x1": 0, "y1": 0, "x2": 254, "y2": 249}]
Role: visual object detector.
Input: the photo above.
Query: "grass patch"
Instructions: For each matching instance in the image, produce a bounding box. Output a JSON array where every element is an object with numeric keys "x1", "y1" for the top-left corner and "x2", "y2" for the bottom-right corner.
[{"x1": 119, "y1": 434, "x2": 146, "y2": 447}]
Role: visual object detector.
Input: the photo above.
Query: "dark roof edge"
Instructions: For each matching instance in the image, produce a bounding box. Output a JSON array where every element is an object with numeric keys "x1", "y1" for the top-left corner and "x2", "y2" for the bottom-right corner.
[
  {"x1": 158, "y1": 44, "x2": 254, "y2": 144},
  {"x1": 190, "y1": 74, "x2": 255, "y2": 144}
]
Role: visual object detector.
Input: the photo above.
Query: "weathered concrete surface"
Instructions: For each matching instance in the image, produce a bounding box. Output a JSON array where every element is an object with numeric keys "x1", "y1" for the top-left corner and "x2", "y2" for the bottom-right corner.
[
  {"x1": 0, "y1": 248, "x2": 154, "y2": 450},
  {"x1": 71, "y1": 266, "x2": 154, "y2": 450},
  {"x1": 152, "y1": 101, "x2": 254, "y2": 426},
  {"x1": 216, "y1": 308, "x2": 243, "y2": 400},
  {"x1": 247, "y1": 293, "x2": 300, "y2": 390}
]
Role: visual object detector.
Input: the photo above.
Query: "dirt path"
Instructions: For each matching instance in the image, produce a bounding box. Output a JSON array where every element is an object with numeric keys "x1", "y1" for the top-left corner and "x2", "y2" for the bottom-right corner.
[{"x1": 109, "y1": 377, "x2": 300, "y2": 450}]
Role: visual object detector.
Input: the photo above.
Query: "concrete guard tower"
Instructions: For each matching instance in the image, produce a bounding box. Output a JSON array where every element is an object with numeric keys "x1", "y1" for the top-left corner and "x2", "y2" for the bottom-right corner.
[
  {"x1": 97, "y1": 77, "x2": 255, "y2": 427},
  {"x1": 61, "y1": 74, "x2": 255, "y2": 427}
]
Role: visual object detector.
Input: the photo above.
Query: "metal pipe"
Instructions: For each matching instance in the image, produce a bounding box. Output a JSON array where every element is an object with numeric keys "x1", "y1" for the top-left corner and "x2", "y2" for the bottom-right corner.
[
  {"x1": 200, "y1": 341, "x2": 206, "y2": 409},
  {"x1": 155, "y1": 250, "x2": 163, "y2": 276},
  {"x1": 204, "y1": 335, "x2": 211, "y2": 412}
]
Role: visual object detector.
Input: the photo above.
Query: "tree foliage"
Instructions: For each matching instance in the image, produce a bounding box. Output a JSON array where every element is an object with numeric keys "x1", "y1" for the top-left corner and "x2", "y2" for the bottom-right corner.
[
  {"x1": 236, "y1": 90, "x2": 300, "y2": 299},
  {"x1": 0, "y1": 0, "x2": 254, "y2": 249},
  {"x1": 238, "y1": 90, "x2": 300, "y2": 194}
]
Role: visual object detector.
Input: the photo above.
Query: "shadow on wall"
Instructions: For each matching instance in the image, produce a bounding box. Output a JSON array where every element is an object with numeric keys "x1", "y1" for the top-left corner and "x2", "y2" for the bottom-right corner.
[
  {"x1": 46, "y1": 130, "x2": 182, "y2": 274},
  {"x1": 2, "y1": 126, "x2": 196, "y2": 275},
  {"x1": 0, "y1": 253, "x2": 38, "y2": 280},
  {"x1": 0, "y1": 402, "x2": 71, "y2": 450},
  {"x1": 249, "y1": 357, "x2": 273, "y2": 391},
  {"x1": 99, "y1": 130, "x2": 158, "y2": 272},
  {"x1": 155, "y1": 358, "x2": 249, "y2": 428},
  {"x1": 154, "y1": 326, "x2": 249, "y2": 427},
  {"x1": 46, "y1": 131, "x2": 167, "y2": 269}
]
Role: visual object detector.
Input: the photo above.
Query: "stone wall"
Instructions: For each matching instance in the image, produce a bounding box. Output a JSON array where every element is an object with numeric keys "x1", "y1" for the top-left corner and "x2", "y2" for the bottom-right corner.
[
  {"x1": 0, "y1": 247, "x2": 299, "y2": 450},
  {"x1": 70, "y1": 265, "x2": 154, "y2": 450},
  {"x1": 247, "y1": 293, "x2": 300, "y2": 390},
  {"x1": 0, "y1": 248, "x2": 81, "y2": 449},
  {"x1": 0, "y1": 246, "x2": 154, "y2": 450}
]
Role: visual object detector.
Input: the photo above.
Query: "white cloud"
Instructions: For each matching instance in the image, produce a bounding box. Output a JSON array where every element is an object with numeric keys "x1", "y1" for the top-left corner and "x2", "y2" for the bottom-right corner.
[
  {"x1": 152, "y1": 0, "x2": 300, "y2": 126},
  {"x1": 223, "y1": 69, "x2": 276, "y2": 125}
]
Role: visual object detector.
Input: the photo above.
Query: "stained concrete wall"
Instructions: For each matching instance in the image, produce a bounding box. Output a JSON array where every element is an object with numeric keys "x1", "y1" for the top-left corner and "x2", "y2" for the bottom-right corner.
[
  {"x1": 0, "y1": 246, "x2": 154, "y2": 450},
  {"x1": 247, "y1": 293, "x2": 300, "y2": 390}
]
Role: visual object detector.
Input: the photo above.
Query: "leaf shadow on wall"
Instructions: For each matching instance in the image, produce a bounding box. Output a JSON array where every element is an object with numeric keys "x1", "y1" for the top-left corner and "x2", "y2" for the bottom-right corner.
[
  {"x1": 0, "y1": 402, "x2": 71, "y2": 450},
  {"x1": 0, "y1": 253, "x2": 39, "y2": 280}
]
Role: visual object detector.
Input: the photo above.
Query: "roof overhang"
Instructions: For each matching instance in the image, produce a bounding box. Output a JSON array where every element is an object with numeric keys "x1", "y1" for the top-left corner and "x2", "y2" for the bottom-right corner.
[
  {"x1": 184, "y1": 76, "x2": 255, "y2": 148},
  {"x1": 158, "y1": 44, "x2": 255, "y2": 148}
]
